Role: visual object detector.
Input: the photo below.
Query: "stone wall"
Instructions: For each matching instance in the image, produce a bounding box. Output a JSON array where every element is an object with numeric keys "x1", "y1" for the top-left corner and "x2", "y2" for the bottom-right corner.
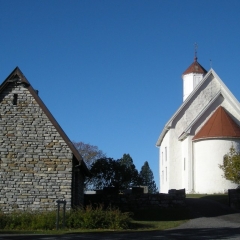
[
  {"x1": 228, "y1": 189, "x2": 240, "y2": 210},
  {"x1": 84, "y1": 189, "x2": 186, "y2": 211},
  {"x1": 0, "y1": 82, "x2": 74, "y2": 212}
]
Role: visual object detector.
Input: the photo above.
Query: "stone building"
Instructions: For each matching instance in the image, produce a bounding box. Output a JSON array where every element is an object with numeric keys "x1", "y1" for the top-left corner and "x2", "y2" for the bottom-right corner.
[
  {"x1": 0, "y1": 67, "x2": 89, "y2": 212},
  {"x1": 157, "y1": 55, "x2": 240, "y2": 194}
]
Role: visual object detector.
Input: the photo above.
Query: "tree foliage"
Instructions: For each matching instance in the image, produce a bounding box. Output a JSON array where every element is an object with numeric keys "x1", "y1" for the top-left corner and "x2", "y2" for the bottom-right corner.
[
  {"x1": 139, "y1": 161, "x2": 158, "y2": 193},
  {"x1": 88, "y1": 154, "x2": 141, "y2": 190},
  {"x1": 73, "y1": 141, "x2": 106, "y2": 168},
  {"x1": 118, "y1": 154, "x2": 142, "y2": 189},
  {"x1": 219, "y1": 146, "x2": 240, "y2": 185},
  {"x1": 74, "y1": 143, "x2": 158, "y2": 193}
]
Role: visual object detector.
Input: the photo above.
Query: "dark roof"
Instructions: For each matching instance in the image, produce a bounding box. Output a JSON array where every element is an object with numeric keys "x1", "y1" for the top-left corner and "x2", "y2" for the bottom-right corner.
[
  {"x1": 0, "y1": 67, "x2": 89, "y2": 175},
  {"x1": 193, "y1": 106, "x2": 240, "y2": 141},
  {"x1": 183, "y1": 57, "x2": 207, "y2": 75}
]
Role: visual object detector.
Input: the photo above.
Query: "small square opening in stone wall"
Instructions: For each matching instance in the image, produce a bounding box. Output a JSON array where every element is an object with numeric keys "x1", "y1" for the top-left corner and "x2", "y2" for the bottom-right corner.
[{"x1": 13, "y1": 94, "x2": 18, "y2": 105}]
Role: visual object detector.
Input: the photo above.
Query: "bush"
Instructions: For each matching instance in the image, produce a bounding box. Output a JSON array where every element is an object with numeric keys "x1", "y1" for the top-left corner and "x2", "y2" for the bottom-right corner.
[
  {"x1": 66, "y1": 205, "x2": 132, "y2": 229},
  {"x1": 0, "y1": 206, "x2": 132, "y2": 230},
  {"x1": 0, "y1": 210, "x2": 56, "y2": 230}
]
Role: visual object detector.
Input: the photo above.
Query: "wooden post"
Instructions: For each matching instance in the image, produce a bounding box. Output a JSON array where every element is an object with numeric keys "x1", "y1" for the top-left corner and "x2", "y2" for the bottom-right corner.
[{"x1": 56, "y1": 200, "x2": 66, "y2": 230}]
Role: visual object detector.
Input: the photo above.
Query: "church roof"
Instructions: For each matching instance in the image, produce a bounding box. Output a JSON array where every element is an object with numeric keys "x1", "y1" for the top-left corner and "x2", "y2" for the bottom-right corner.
[
  {"x1": 182, "y1": 57, "x2": 207, "y2": 75},
  {"x1": 193, "y1": 106, "x2": 240, "y2": 141}
]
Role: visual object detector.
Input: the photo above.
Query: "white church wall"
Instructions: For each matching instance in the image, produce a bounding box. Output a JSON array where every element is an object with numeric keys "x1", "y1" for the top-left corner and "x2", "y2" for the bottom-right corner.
[
  {"x1": 193, "y1": 139, "x2": 239, "y2": 194},
  {"x1": 181, "y1": 136, "x2": 195, "y2": 193},
  {"x1": 168, "y1": 129, "x2": 182, "y2": 191},
  {"x1": 159, "y1": 128, "x2": 183, "y2": 193},
  {"x1": 159, "y1": 130, "x2": 169, "y2": 193},
  {"x1": 181, "y1": 137, "x2": 189, "y2": 191}
]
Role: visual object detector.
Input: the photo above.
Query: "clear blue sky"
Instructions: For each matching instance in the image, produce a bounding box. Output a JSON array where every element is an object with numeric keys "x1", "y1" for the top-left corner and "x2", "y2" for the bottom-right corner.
[{"x1": 1, "y1": 0, "x2": 240, "y2": 190}]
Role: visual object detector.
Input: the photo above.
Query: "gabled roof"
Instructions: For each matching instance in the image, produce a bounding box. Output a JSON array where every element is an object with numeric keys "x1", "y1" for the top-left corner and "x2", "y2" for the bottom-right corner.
[
  {"x1": 156, "y1": 68, "x2": 240, "y2": 146},
  {"x1": 182, "y1": 57, "x2": 207, "y2": 75},
  {"x1": 178, "y1": 91, "x2": 222, "y2": 141},
  {"x1": 0, "y1": 67, "x2": 89, "y2": 175},
  {"x1": 192, "y1": 106, "x2": 240, "y2": 141}
]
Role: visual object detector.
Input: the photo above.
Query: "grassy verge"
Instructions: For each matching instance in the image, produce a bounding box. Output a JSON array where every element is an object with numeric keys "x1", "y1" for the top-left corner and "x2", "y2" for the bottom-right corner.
[
  {"x1": 186, "y1": 194, "x2": 229, "y2": 206},
  {"x1": 0, "y1": 206, "x2": 190, "y2": 234},
  {"x1": 130, "y1": 207, "x2": 189, "y2": 230}
]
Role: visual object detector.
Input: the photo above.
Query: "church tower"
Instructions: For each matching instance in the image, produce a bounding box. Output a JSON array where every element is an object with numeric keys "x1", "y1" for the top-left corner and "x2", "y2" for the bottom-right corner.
[{"x1": 182, "y1": 52, "x2": 207, "y2": 101}]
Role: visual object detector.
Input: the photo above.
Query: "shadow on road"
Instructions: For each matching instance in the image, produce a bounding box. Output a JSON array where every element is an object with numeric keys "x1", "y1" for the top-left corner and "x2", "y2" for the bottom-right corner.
[
  {"x1": 1, "y1": 227, "x2": 240, "y2": 240},
  {"x1": 186, "y1": 198, "x2": 240, "y2": 219}
]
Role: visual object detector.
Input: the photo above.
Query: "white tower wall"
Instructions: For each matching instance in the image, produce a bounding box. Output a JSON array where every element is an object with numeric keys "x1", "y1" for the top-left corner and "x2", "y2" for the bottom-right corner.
[{"x1": 183, "y1": 73, "x2": 205, "y2": 101}]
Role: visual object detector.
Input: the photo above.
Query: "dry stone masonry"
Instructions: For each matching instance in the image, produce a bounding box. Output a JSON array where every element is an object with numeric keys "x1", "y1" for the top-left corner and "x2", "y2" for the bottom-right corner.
[
  {"x1": 0, "y1": 68, "x2": 87, "y2": 212},
  {"x1": 84, "y1": 188, "x2": 186, "y2": 211}
]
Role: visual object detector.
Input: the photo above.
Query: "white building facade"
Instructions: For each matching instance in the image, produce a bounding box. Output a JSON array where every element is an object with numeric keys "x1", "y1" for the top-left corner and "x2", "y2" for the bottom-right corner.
[{"x1": 157, "y1": 57, "x2": 240, "y2": 194}]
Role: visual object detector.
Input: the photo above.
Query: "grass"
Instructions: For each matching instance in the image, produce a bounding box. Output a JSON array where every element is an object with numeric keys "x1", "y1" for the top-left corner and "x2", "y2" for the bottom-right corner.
[
  {"x1": 130, "y1": 207, "x2": 189, "y2": 230},
  {"x1": 186, "y1": 194, "x2": 229, "y2": 206}
]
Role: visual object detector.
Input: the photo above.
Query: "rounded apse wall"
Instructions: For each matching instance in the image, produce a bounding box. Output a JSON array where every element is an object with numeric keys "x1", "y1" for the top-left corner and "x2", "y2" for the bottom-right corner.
[{"x1": 193, "y1": 138, "x2": 240, "y2": 194}]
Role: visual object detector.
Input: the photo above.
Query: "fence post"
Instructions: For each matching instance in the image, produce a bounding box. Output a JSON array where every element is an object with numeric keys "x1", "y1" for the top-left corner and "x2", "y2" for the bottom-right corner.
[
  {"x1": 63, "y1": 200, "x2": 66, "y2": 228},
  {"x1": 56, "y1": 200, "x2": 66, "y2": 230}
]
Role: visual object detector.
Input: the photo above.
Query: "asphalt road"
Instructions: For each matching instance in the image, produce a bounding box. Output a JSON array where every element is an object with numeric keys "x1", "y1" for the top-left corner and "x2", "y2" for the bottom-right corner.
[{"x1": 1, "y1": 198, "x2": 240, "y2": 239}]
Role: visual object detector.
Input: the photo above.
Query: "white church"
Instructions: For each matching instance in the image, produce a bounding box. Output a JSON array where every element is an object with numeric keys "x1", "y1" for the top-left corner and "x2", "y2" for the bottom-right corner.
[{"x1": 157, "y1": 55, "x2": 240, "y2": 194}]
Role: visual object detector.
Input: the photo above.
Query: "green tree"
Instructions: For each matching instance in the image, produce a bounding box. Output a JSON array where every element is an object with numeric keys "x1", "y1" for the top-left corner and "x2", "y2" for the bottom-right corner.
[
  {"x1": 219, "y1": 146, "x2": 240, "y2": 185},
  {"x1": 139, "y1": 161, "x2": 158, "y2": 193},
  {"x1": 88, "y1": 155, "x2": 141, "y2": 190},
  {"x1": 88, "y1": 158, "x2": 118, "y2": 189},
  {"x1": 118, "y1": 154, "x2": 142, "y2": 188}
]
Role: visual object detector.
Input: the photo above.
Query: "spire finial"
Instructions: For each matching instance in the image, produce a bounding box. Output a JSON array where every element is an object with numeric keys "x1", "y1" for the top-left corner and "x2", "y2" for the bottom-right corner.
[{"x1": 194, "y1": 42, "x2": 198, "y2": 62}]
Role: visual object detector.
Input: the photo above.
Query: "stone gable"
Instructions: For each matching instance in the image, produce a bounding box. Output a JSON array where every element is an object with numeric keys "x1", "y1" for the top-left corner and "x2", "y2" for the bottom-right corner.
[{"x1": 0, "y1": 69, "x2": 86, "y2": 212}]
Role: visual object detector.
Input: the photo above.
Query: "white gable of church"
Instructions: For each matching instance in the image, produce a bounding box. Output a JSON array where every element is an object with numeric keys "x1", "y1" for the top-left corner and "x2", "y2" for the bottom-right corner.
[{"x1": 157, "y1": 69, "x2": 240, "y2": 146}]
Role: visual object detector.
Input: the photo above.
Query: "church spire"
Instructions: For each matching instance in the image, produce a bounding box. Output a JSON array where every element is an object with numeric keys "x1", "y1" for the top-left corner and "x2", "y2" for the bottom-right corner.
[{"x1": 182, "y1": 46, "x2": 207, "y2": 101}]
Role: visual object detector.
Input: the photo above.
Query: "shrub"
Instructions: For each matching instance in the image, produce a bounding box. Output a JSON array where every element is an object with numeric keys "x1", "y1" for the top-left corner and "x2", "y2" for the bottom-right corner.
[
  {"x1": 0, "y1": 206, "x2": 132, "y2": 230},
  {"x1": 66, "y1": 205, "x2": 132, "y2": 229},
  {"x1": 31, "y1": 211, "x2": 56, "y2": 230},
  {"x1": 104, "y1": 207, "x2": 132, "y2": 229},
  {"x1": 0, "y1": 210, "x2": 56, "y2": 230}
]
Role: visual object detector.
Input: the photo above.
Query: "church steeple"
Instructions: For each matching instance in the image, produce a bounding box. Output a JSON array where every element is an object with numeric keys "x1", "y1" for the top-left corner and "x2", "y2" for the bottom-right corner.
[{"x1": 182, "y1": 47, "x2": 207, "y2": 101}]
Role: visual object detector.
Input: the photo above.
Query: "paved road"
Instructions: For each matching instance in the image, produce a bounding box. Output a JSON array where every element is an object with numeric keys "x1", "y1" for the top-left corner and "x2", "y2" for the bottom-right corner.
[{"x1": 1, "y1": 198, "x2": 240, "y2": 239}]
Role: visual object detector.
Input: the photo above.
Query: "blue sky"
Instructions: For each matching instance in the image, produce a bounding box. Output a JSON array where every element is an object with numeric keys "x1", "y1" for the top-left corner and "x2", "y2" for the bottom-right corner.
[{"x1": 1, "y1": 0, "x2": 240, "y2": 189}]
